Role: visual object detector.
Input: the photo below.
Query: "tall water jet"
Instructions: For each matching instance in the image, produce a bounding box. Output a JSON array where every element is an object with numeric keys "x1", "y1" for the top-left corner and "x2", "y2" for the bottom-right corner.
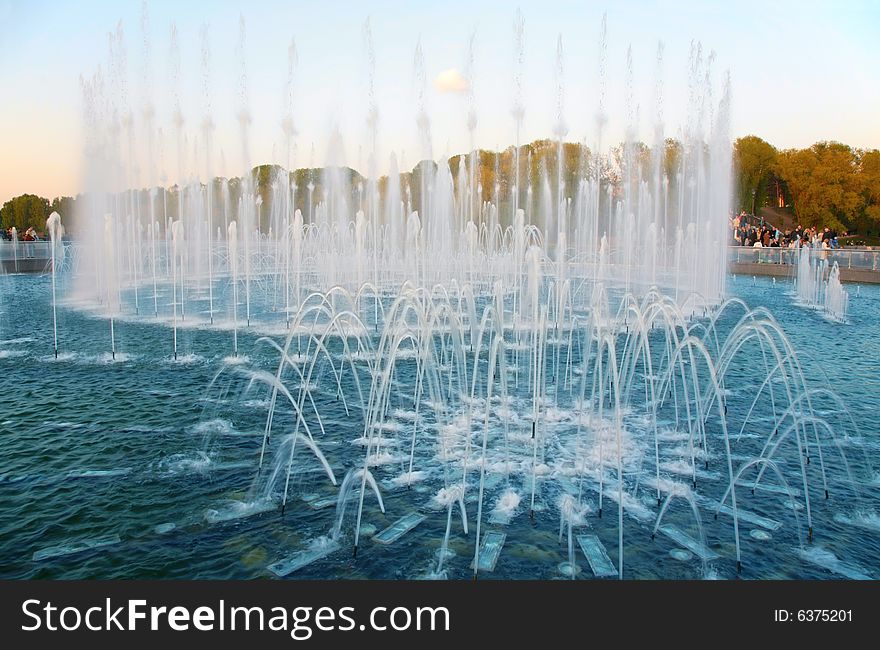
[
  {"x1": 593, "y1": 13, "x2": 608, "y2": 263},
  {"x1": 104, "y1": 214, "x2": 117, "y2": 360},
  {"x1": 386, "y1": 152, "x2": 402, "y2": 256},
  {"x1": 363, "y1": 18, "x2": 379, "y2": 289},
  {"x1": 281, "y1": 38, "x2": 298, "y2": 323},
  {"x1": 149, "y1": 192, "x2": 159, "y2": 317},
  {"x1": 796, "y1": 244, "x2": 822, "y2": 306},
  {"x1": 511, "y1": 8, "x2": 526, "y2": 224},
  {"x1": 824, "y1": 262, "x2": 848, "y2": 321},
  {"x1": 236, "y1": 14, "x2": 254, "y2": 330},
  {"x1": 413, "y1": 38, "x2": 432, "y2": 285},
  {"x1": 140, "y1": 1, "x2": 156, "y2": 213},
  {"x1": 171, "y1": 220, "x2": 183, "y2": 359},
  {"x1": 465, "y1": 30, "x2": 478, "y2": 232},
  {"x1": 228, "y1": 221, "x2": 239, "y2": 356},
  {"x1": 46, "y1": 212, "x2": 63, "y2": 358},
  {"x1": 9, "y1": 227, "x2": 18, "y2": 273},
  {"x1": 201, "y1": 23, "x2": 215, "y2": 325},
  {"x1": 553, "y1": 34, "x2": 567, "y2": 259}
]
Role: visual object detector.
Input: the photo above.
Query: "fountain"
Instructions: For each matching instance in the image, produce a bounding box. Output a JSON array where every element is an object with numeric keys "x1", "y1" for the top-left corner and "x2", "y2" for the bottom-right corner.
[
  {"x1": 3, "y1": 10, "x2": 873, "y2": 583},
  {"x1": 46, "y1": 212, "x2": 63, "y2": 358},
  {"x1": 824, "y1": 262, "x2": 849, "y2": 322},
  {"x1": 795, "y1": 244, "x2": 849, "y2": 322},
  {"x1": 796, "y1": 243, "x2": 823, "y2": 307}
]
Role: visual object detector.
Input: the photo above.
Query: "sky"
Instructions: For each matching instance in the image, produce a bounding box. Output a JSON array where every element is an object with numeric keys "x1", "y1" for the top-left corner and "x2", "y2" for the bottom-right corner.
[{"x1": 0, "y1": 0, "x2": 878, "y2": 204}]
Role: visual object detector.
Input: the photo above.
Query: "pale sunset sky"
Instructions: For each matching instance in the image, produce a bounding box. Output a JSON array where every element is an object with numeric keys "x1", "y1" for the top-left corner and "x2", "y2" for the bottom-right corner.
[{"x1": 0, "y1": 0, "x2": 878, "y2": 204}]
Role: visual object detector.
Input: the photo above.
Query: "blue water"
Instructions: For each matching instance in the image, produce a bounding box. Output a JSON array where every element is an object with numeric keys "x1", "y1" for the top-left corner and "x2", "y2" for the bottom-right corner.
[{"x1": 1, "y1": 272, "x2": 878, "y2": 580}]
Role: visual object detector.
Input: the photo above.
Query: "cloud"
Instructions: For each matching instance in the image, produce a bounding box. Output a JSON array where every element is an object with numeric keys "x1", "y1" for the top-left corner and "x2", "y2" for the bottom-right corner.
[{"x1": 433, "y1": 68, "x2": 469, "y2": 94}]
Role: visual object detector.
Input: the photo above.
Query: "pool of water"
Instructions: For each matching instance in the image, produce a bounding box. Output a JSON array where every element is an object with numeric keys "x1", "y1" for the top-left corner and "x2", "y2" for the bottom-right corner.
[{"x1": 1, "y1": 272, "x2": 878, "y2": 580}]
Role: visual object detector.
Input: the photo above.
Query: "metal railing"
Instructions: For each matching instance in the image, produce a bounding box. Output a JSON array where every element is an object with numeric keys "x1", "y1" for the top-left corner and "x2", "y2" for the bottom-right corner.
[
  {"x1": 0, "y1": 240, "x2": 53, "y2": 261},
  {"x1": 3, "y1": 239, "x2": 878, "y2": 274},
  {"x1": 729, "y1": 246, "x2": 880, "y2": 271}
]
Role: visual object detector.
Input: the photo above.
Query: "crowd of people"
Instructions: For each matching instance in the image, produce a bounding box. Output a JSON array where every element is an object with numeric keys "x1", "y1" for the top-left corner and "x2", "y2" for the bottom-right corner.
[
  {"x1": 0, "y1": 226, "x2": 40, "y2": 241},
  {"x1": 731, "y1": 212, "x2": 841, "y2": 249}
]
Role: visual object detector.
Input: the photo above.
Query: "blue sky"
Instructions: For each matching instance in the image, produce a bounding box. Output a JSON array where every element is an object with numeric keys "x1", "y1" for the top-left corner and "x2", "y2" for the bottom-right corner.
[{"x1": 1, "y1": 0, "x2": 878, "y2": 202}]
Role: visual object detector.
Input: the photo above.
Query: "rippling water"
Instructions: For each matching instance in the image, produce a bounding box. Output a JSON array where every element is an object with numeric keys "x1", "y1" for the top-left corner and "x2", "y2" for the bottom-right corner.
[{"x1": 1, "y1": 272, "x2": 878, "y2": 579}]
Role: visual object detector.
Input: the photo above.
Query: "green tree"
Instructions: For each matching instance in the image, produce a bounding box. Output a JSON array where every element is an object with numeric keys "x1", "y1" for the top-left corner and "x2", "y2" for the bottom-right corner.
[
  {"x1": 774, "y1": 142, "x2": 862, "y2": 231},
  {"x1": 734, "y1": 135, "x2": 777, "y2": 214},
  {"x1": 858, "y1": 149, "x2": 880, "y2": 235},
  {"x1": 0, "y1": 194, "x2": 51, "y2": 233}
]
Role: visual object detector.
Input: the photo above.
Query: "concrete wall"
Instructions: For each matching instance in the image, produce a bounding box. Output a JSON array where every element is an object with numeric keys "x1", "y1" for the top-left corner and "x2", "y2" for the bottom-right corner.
[{"x1": 0, "y1": 258, "x2": 51, "y2": 274}]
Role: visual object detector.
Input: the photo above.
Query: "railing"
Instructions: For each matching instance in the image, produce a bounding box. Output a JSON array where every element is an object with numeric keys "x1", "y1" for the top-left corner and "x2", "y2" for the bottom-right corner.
[
  {"x1": 3, "y1": 239, "x2": 878, "y2": 274},
  {"x1": 729, "y1": 246, "x2": 880, "y2": 271},
  {"x1": 0, "y1": 240, "x2": 53, "y2": 261}
]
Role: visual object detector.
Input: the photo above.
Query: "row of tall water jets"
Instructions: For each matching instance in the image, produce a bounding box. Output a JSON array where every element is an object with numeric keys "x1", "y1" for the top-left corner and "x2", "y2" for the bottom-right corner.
[
  {"x1": 49, "y1": 205, "x2": 846, "y2": 364},
  {"x1": 71, "y1": 10, "x2": 733, "y2": 362},
  {"x1": 59, "y1": 201, "x2": 722, "y2": 363}
]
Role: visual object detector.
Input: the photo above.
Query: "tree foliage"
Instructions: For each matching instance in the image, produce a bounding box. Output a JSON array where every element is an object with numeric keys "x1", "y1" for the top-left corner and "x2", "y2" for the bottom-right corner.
[
  {"x1": 859, "y1": 149, "x2": 880, "y2": 234},
  {"x1": 774, "y1": 142, "x2": 864, "y2": 231},
  {"x1": 733, "y1": 135, "x2": 777, "y2": 213},
  {"x1": 4, "y1": 137, "x2": 880, "y2": 238},
  {"x1": 0, "y1": 194, "x2": 51, "y2": 233}
]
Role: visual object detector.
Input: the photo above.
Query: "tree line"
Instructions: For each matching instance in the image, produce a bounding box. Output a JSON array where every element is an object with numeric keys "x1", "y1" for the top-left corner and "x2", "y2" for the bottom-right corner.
[
  {"x1": 0, "y1": 195, "x2": 75, "y2": 235},
  {"x1": 734, "y1": 136, "x2": 880, "y2": 235},
  {"x1": 3, "y1": 137, "x2": 878, "y2": 238}
]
